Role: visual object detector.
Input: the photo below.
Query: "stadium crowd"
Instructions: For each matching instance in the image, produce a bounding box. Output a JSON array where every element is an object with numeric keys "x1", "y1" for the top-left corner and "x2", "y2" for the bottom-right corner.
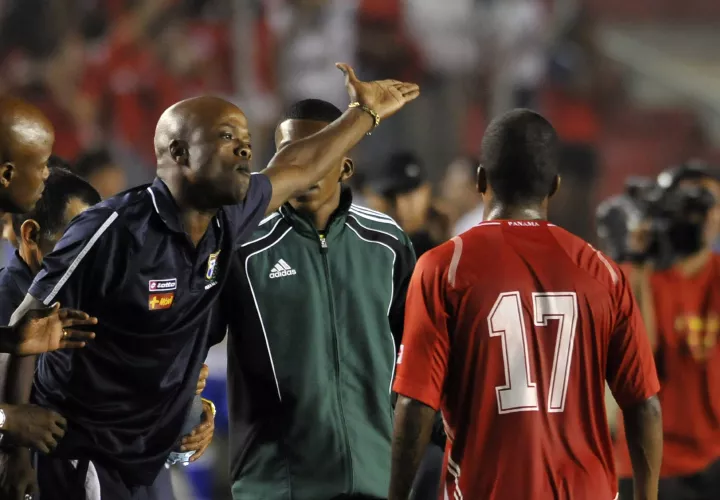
[{"x1": 0, "y1": 1, "x2": 719, "y2": 500}]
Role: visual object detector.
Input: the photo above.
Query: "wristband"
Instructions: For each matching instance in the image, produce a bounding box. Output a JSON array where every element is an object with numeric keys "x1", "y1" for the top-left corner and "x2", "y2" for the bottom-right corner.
[
  {"x1": 201, "y1": 398, "x2": 216, "y2": 418},
  {"x1": 348, "y1": 102, "x2": 380, "y2": 134}
]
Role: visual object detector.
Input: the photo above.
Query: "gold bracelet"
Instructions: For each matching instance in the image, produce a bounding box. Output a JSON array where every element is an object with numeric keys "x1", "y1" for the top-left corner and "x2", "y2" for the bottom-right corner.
[
  {"x1": 201, "y1": 397, "x2": 216, "y2": 418},
  {"x1": 348, "y1": 101, "x2": 380, "y2": 135}
]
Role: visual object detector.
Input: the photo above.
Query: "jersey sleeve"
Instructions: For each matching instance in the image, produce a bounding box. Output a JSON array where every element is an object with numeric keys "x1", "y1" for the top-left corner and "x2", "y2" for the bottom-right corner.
[
  {"x1": 28, "y1": 208, "x2": 123, "y2": 308},
  {"x1": 388, "y1": 232, "x2": 417, "y2": 356},
  {"x1": 392, "y1": 248, "x2": 451, "y2": 411},
  {"x1": 606, "y1": 268, "x2": 661, "y2": 407},
  {"x1": 225, "y1": 173, "x2": 273, "y2": 248}
]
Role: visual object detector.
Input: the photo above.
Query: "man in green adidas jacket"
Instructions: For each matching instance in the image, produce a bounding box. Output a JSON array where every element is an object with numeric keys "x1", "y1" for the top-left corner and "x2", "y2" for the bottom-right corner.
[{"x1": 223, "y1": 99, "x2": 416, "y2": 500}]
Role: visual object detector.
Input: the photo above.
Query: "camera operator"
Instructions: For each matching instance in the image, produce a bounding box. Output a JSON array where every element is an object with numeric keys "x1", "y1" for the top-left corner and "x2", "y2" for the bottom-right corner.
[{"x1": 603, "y1": 163, "x2": 720, "y2": 500}]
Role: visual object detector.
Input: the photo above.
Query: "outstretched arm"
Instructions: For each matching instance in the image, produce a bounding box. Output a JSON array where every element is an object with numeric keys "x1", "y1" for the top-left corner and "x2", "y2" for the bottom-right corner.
[{"x1": 261, "y1": 64, "x2": 420, "y2": 215}]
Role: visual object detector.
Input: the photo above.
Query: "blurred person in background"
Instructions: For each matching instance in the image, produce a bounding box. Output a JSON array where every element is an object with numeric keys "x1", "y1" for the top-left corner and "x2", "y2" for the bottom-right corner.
[
  {"x1": 263, "y1": 0, "x2": 358, "y2": 109},
  {"x1": 614, "y1": 163, "x2": 720, "y2": 500},
  {"x1": 367, "y1": 151, "x2": 449, "y2": 257},
  {"x1": 0, "y1": 214, "x2": 17, "y2": 265},
  {"x1": 488, "y1": 0, "x2": 548, "y2": 115},
  {"x1": 440, "y1": 155, "x2": 483, "y2": 235},
  {"x1": 542, "y1": 7, "x2": 606, "y2": 241},
  {"x1": 403, "y1": 0, "x2": 482, "y2": 181},
  {"x1": 73, "y1": 148, "x2": 128, "y2": 199}
]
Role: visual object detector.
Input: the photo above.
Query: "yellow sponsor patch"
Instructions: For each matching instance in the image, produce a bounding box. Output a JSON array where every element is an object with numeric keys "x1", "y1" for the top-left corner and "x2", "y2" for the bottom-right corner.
[{"x1": 149, "y1": 292, "x2": 175, "y2": 310}]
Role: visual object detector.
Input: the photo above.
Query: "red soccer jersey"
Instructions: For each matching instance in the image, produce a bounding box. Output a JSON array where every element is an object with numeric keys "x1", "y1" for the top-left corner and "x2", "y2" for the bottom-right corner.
[
  {"x1": 615, "y1": 254, "x2": 720, "y2": 478},
  {"x1": 393, "y1": 220, "x2": 660, "y2": 500}
]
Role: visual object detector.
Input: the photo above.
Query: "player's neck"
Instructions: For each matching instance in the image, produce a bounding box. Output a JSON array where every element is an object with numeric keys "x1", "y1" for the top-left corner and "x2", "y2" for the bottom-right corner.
[
  {"x1": 18, "y1": 245, "x2": 41, "y2": 275},
  {"x1": 484, "y1": 204, "x2": 546, "y2": 222},
  {"x1": 293, "y1": 188, "x2": 341, "y2": 232},
  {"x1": 179, "y1": 209, "x2": 216, "y2": 247},
  {"x1": 676, "y1": 247, "x2": 712, "y2": 277},
  {"x1": 160, "y1": 174, "x2": 218, "y2": 246}
]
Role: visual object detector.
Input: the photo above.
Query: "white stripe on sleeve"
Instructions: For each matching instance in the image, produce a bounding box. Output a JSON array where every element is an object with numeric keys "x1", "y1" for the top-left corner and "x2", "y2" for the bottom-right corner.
[{"x1": 42, "y1": 212, "x2": 119, "y2": 305}]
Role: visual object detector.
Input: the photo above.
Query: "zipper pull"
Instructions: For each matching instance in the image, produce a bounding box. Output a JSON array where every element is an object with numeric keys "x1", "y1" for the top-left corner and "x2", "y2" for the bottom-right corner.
[{"x1": 319, "y1": 234, "x2": 328, "y2": 252}]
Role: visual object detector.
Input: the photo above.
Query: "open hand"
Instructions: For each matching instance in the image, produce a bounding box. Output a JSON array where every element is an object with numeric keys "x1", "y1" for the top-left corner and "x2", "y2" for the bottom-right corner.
[
  {"x1": 180, "y1": 399, "x2": 215, "y2": 462},
  {"x1": 336, "y1": 63, "x2": 420, "y2": 121},
  {"x1": 12, "y1": 303, "x2": 97, "y2": 355},
  {"x1": 3, "y1": 404, "x2": 67, "y2": 454}
]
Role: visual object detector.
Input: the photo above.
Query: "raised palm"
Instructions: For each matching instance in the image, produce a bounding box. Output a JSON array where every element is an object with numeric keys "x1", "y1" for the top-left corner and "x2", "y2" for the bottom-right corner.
[{"x1": 337, "y1": 63, "x2": 420, "y2": 120}]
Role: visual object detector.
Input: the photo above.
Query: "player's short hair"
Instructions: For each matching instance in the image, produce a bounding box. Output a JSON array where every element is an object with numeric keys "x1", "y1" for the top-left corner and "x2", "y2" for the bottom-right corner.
[
  {"x1": 281, "y1": 99, "x2": 342, "y2": 124},
  {"x1": 12, "y1": 167, "x2": 101, "y2": 241},
  {"x1": 48, "y1": 155, "x2": 72, "y2": 170},
  {"x1": 481, "y1": 109, "x2": 559, "y2": 204},
  {"x1": 74, "y1": 148, "x2": 114, "y2": 179}
]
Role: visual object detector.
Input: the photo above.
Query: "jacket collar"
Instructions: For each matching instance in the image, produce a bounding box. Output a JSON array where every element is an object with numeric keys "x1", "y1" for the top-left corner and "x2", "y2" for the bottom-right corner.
[
  {"x1": 280, "y1": 186, "x2": 353, "y2": 240},
  {"x1": 6, "y1": 250, "x2": 34, "y2": 293}
]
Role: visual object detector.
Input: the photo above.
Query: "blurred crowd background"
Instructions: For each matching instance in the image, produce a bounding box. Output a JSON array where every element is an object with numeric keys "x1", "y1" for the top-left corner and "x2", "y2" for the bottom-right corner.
[{"x1": 1, "y1": 0, "x2": 720, "y2": 498}]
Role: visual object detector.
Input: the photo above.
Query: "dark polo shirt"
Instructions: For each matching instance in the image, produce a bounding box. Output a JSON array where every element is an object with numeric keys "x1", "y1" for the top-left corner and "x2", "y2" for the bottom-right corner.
[{"x1": 28, "y1": 175, "x2": 272, "y2": 485}]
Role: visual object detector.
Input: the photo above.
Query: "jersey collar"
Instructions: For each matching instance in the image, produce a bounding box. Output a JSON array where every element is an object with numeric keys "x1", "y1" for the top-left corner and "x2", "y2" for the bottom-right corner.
[{"x1": 148, "y1": 178, "x2": 188, "y2": 234}]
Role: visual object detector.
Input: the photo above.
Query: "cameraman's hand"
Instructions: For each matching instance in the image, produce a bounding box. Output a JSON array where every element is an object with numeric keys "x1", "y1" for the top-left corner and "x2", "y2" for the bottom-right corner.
[
  {"x1": 3, "y1": 404, "x2": 67, "y2": 454},
  {"x1": 0, "y1": 447, "x2": 37, "y2": 500},
  {"x1": 337, "y1": 63, "x2": 420, "y2": 121}
]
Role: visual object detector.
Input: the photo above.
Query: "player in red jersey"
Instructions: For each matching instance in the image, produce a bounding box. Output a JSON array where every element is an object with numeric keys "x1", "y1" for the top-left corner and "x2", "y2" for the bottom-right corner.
[{"x1": 388, "y1": 109, "x2": 663, "y2": 500}]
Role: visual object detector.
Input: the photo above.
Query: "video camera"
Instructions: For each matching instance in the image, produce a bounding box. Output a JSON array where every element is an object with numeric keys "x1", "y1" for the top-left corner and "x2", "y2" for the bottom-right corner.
[{"x1": 596, "y1": 161, "x2": 718, "y2": 268}]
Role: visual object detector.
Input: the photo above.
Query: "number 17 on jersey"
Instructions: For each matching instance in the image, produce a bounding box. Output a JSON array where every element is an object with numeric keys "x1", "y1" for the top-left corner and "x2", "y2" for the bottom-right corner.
[{"x1": 488, "y1": 291, "x2": 579, "y2": 414}]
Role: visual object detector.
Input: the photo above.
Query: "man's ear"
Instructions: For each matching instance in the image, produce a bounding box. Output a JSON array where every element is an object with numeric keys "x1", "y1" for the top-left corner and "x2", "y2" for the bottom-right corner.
[
  {"x1": 168, "y1": 140, "x2": 190, "y2": 167},
  {"x1": 477, "y1": 164, "x2": 487, "y2": 194},
  {"x1": 0, "y1": 163, "x2": 14, "y2": 188},
  {"x1": 20, "y1": 219, "x2": 41, "y2": 247},
  {"x1": 340, "y1": 158, "x2": 355, "y2": 183},
  {"x1": 549, "y1": 174, "x2": 561, "y2": 198}
]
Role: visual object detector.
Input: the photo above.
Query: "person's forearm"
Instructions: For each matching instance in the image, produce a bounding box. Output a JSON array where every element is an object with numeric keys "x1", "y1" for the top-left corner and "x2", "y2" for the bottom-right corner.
[
  {"x1": 6, "y1": 356, "x2": 35, "y2": 404},
  {"x1": 623, "y1": 395, "x2": 662, "y2": 500},
  {"x1": 5, "y1": 296, "x2": 42, "y2": 402},
  {"x1": 388, "y1": 396, "x2": 436, "y2": 500},
  {"x1": 262, "y1": 108, "x2": 373, "y2": 211},
  {"x1": 629, "y1": 264, "x2": 657, "y2": 350}
]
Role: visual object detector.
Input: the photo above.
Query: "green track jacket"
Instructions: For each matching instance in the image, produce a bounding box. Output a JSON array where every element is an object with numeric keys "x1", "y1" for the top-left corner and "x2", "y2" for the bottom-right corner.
[{"x1": 224, "y1": 188, "x2": 416, "y2": 500}]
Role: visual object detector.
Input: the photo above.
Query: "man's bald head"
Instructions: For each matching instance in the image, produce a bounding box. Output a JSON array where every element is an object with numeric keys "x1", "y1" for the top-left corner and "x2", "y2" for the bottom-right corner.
[
  {"x1": 0, "y1": 96, "x2": 54, "y2": 214},
  {"x1": 0, "y1": 96, "x2": 54, "y2": 163},
  {"x1": 154, "y1": 96, "x2": 246, "y2": 160},
  {"x1": 154, "y1": 96, "x2": 254, "y2": 209}
]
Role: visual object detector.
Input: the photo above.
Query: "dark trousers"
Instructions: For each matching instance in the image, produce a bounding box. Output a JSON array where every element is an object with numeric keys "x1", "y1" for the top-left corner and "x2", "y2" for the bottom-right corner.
[
  {"x1": 36, "y1": 455, "x2": 175, "y2": 500},
  {"x1": 618, "y1": 459, "x2": 720, "y2": 500},
  {"x1": 411, "y1": 444, "x2": 444, "y2": 500}
]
